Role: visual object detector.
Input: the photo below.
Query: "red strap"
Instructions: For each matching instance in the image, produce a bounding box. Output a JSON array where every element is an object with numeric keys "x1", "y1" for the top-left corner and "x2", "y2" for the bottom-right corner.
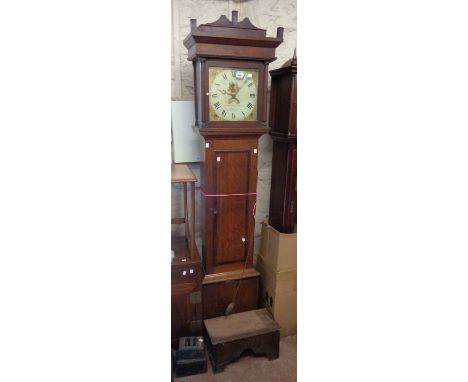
[{"x1": 201, "y1": 191, "x2": 257, "y2": 218}]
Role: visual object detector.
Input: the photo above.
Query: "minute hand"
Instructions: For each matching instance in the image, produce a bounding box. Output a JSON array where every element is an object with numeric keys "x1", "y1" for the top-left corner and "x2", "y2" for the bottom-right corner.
[{"x1": 235, "y1": 76, "x2": 251, "y2": 95}]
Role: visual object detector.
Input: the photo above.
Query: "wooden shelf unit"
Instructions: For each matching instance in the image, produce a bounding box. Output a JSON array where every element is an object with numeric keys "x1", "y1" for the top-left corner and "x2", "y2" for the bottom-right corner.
[{"x1": 171, "y1": 164, "x2": 203, "y2": 346}]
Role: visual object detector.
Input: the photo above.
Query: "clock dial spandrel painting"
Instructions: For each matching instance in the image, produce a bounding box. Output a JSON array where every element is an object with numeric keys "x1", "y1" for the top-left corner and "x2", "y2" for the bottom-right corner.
[{"x1": 208, "y1": 67, "x2": 259, "y2": 122}]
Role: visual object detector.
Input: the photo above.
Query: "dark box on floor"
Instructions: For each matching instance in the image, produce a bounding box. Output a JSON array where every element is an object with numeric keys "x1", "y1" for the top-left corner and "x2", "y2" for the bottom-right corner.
[{"x1": 175, "y1": 336, "x2": 207, "y2": 377}]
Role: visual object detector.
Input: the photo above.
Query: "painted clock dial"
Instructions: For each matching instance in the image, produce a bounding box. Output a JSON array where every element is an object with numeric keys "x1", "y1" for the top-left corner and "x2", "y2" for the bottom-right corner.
[{"x1": 208, "y1": 67, "x2": 259, "y2": 122}]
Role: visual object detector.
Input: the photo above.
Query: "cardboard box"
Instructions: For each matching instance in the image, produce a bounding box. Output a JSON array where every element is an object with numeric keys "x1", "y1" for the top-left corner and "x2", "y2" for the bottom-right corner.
[
  {"x1": 261, "y1": 292, "x2": 297, "y2": 337},
  {"x1": 256, "y1": 254, "x2": 297, "y2": 337},
  {"x1": 260, "y1": 220, "x2": 297, "y2": 273},
  {"x1": 256, "y1": 255, "x2": 296, "y2": 296}
]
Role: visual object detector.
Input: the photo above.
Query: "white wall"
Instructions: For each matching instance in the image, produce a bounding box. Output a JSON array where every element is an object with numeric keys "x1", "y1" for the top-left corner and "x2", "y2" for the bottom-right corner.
[{"x1": 171, "y1": 0, "x2": 297, "y2": 260}]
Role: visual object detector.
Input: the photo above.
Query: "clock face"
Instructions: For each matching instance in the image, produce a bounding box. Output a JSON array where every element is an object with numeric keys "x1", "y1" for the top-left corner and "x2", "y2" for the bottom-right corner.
[{"x1": 208, "y1": 67, "x2": 259, "y2": 122}]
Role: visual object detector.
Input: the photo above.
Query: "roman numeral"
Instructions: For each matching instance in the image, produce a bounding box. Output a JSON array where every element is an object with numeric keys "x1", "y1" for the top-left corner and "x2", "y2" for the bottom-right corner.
[
  {"x1": 222, "y1": 73, "x2": 227, "y2": 80},
  {"x1": 214, "y1": 102, "x2": 220, "y2": 109},
  {"x1": 250, "y1": 93, "x2": 255, "y2": 98},
  {"x1": 221, "y1": 110, "x2": 226, "y2": 117},
  {"x1": 248, "y1": 82, "x2": 253, "y2": 87},
  {"x1": 232, "y1": 113, "x2": 236, "y2": 119},
  {"x1": 215, "y1": 83, "x2": 220, "y2": 87},
  {"x1": 247, "y1": 103, "x2": 253, "y2": 109},
  {"x1": 242, "y1": 111, "x2": 245, "y2": 116},
  {"x1": 212, "y1": 93, "x2": 218, "y2": 98},
  {"x1": 231, "y1": 71, "x2": 236, "y2": 77}
]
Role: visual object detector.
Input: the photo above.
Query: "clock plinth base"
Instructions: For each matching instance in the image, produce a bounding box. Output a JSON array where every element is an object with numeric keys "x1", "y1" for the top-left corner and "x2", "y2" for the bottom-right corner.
[{"x1": 202, "y1": 269, "x2": 259, "y2": 320}]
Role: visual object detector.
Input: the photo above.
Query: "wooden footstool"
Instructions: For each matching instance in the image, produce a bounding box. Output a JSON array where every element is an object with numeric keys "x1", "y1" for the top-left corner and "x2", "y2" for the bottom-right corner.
[{"x1": 204, "y1": 308, "x2": 280, "y2": 373}]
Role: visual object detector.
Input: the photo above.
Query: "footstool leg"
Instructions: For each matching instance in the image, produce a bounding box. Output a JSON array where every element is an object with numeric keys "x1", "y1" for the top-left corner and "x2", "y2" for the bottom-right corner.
[
  {"x1": 209, "y1": 353, "x2": 224, "y2": 374},
  {"x1": 267, "y1": 351, "x2": 279, "y2": 360},
  {"x1": 213, "y1": 364, "x2": 226, "y2": 374}
]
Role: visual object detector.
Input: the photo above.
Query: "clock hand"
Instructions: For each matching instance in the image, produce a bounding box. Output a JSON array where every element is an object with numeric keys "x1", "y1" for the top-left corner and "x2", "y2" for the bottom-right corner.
[
  {"x1": 220, "y1": 89, "x2": 235, "y2": 96},
  {"x1": 235, "y1": 76, "x2": 250, "y2": 95},
  {"x1": 219, "y1": 88, "x2": 239, "y2": 105},
  {"x1": 224, "y1": 76, "x2": 249, "y2": 105}
]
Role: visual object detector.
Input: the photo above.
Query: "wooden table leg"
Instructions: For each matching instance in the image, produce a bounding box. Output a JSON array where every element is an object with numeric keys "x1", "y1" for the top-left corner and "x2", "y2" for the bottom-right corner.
[
  {"x1": 190, "y1": 182, "x2": 195, "y2": 258},
  {"x1": 183, "y1": 182, "x2": 188, "y2": 240}
]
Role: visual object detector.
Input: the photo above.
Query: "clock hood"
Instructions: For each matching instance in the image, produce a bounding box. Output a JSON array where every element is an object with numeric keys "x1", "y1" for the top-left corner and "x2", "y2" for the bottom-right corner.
[{"x1": 183, "y1": 11, "x2": 283, "y2": 62}]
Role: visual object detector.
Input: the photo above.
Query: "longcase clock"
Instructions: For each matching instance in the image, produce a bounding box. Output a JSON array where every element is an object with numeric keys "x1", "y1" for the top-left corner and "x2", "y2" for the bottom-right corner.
[
  {"x1": 268, "y1": 52, "x2": 297, "y2": 233},
  {"x1": 184, "y1": 11, "x2": 283, "y2": 318}
]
